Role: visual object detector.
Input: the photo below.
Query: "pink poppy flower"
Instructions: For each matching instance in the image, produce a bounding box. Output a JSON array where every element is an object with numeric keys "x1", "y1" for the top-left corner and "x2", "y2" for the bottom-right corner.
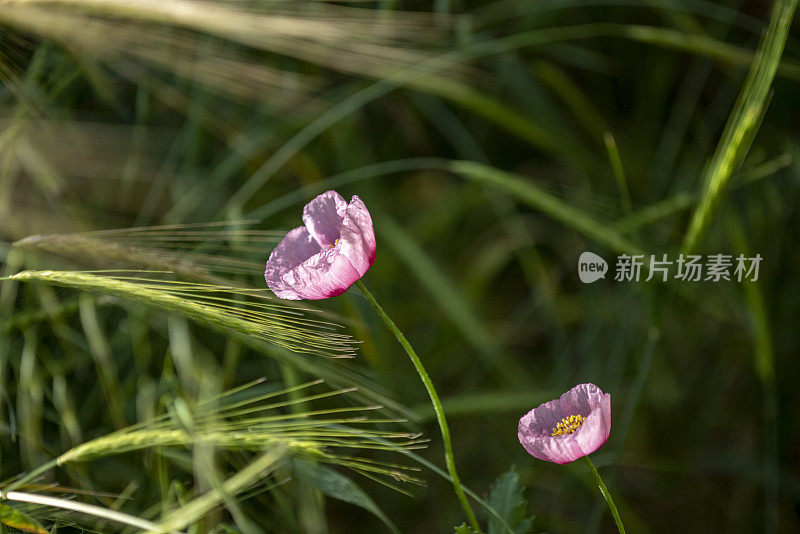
[
  {"x1": 265, "y1": 190, "x2": 376, "y2": 300},
  {"x1": 518, "y1": 383, "x2": 611, "y2": 464}
]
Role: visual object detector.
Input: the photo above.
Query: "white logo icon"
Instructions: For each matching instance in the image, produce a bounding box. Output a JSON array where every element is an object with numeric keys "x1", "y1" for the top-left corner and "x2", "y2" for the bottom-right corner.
[{"x1": 578, "y1": 252, "x2": 608, "y2": 283}]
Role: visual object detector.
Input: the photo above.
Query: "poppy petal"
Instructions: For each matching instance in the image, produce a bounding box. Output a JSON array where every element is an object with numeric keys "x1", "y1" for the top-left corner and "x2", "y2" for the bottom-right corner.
[
  {"x1": 278, "y1": 249, "x2": 361, "y2": 300},
  {"x1": 302, "y1": 190, "x2": 348, "y2": 248},
  {"x1": 265, "y1": 226, "x2": 323, "y2": 299},
  {"x1": 338, "y1": 195, "x2": 377, "y2": 276}
]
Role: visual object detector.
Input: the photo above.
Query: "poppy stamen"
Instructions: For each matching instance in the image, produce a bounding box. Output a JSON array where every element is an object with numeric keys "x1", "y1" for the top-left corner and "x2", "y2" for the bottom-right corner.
[{"x1": 551, "y1": 414, "x2": 585, "y2": 436}]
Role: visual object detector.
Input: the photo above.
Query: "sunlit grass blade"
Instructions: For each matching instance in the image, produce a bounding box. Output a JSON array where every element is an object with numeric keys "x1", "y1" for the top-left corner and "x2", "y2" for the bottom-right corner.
[
  {"x1": 0, "y1": 0, "x2": 457, "y2": 108},
  {"x1": 681, "y1": 0, "x2": 798, "y2": 253},
  {"x1": 1, "y1": 492, "x2": 159, "y2": 532},
  {"x1": 222, "y1": 20, "x2": 800, "y2": 213}
]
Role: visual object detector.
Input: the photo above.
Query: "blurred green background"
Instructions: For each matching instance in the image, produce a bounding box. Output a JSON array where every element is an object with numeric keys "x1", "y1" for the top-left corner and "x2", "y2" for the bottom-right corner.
[{"x1": 1, "y1": 0, "x2": 799, "y2": 532}]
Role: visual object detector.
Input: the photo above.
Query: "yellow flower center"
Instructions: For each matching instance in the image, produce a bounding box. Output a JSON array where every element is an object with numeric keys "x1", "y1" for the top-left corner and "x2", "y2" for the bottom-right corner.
[
  {"x1": 328, "y1": 238, "x2": 340, "y2": 248},
  {"x1": 551, "y1": 414, "x2": 585, "y2": 436}
]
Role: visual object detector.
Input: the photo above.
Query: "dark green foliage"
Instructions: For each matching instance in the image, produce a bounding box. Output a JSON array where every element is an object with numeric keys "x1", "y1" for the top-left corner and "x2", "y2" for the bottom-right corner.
[
  {"x1": 292, "y1": 459, "x2": 399, "y2": 534},
  {"x1": 487, "y1": 469, "x2": 532, "y2": 534}
]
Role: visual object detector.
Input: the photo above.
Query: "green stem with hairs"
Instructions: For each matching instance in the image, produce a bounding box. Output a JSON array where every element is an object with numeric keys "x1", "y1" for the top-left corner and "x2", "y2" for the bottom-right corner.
[
  {"x1": 356, "y1": 279, "x2": 481, "y2": 533},
  {"x1": 583, "y1": 456, "x2": 626, "y2": 534}
]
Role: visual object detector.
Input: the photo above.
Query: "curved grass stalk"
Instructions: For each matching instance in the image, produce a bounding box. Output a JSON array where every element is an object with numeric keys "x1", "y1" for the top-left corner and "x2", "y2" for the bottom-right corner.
[
  {"x1": 451, "y1": 161, "x2": 643, "y2": 256},
  {"x1": 246, "y1": 157, "x2": 452, "y2": 220}
]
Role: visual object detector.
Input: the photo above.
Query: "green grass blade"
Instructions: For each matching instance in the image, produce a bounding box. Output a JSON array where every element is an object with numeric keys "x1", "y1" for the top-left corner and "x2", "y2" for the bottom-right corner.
[
  {"x1": 681, "y1": 0, "x2": 799, "y2": 253},
  {"x1": 450, "y1": 161, "x2": 643, "y2": 255}
]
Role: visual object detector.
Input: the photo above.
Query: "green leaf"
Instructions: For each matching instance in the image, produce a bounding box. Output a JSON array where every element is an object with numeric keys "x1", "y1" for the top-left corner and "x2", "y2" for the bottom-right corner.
[
  {"x1": 454, "y1": 523, "x2": 476, "y2": 534},
  {"x1": 487, "y1": 469, "x2": 532, "y2": 534},
  {"x1": 292, "y1": 459, "x2": 399, "y2": 534},
  {"x1": 0, "y1": 503, "x2": 48, "y2": 534}
]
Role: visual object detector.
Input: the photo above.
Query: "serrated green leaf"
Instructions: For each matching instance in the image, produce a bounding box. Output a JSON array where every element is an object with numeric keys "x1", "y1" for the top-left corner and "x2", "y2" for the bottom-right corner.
[
  {"x1": 0, "y1": 503, "x2": 48, "y2": 534},
  {"x1": 292, "y1": 459, "x2": 399, "y2": 534},
  {"x1": 487, "y1": 469, "x2": 532, "y2": 534}
]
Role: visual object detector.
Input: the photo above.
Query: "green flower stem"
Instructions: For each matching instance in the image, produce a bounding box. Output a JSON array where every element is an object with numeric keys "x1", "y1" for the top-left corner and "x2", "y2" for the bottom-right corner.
[
  {"x1": 583, "y1": 456, "x2": 626, "y2": 534},
  {"x1": 356, "y1": 279, "x2": 481, "y2": 533}
]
